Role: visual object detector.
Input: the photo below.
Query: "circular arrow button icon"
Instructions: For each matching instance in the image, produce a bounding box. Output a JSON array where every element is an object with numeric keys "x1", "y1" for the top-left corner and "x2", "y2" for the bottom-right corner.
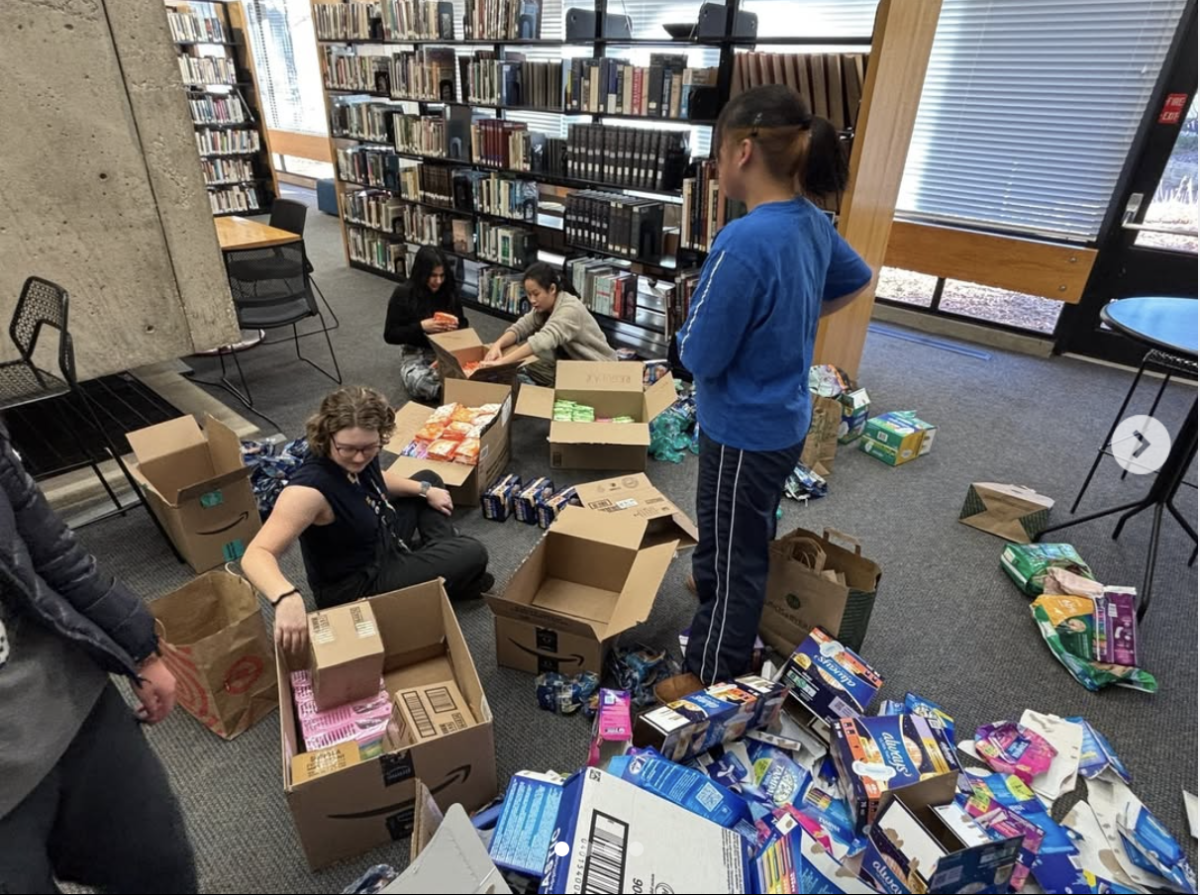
[{"x1": 1111, "y1": 415, "x2": 1171, "y2": 476}]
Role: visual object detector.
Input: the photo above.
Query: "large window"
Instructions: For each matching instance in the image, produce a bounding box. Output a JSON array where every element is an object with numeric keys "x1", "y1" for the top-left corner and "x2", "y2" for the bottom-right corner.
[
  {"x1": 243, "y1": 0, "x2": 329, "y2": 136},
  {"x1": 897, "y1": 0, "x2": 1190, "y2": 243}
]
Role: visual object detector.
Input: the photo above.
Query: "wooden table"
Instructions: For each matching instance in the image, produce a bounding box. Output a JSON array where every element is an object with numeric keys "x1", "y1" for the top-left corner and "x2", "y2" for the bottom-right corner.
[{"x1": 215, "y1": 215, "x2": 299, "y2": 251}]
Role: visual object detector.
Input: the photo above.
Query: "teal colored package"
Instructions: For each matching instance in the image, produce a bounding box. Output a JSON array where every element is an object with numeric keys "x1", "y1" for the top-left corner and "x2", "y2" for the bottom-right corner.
[{"x1": 904, "y1": 692, "x2": 955, "y2": 740}]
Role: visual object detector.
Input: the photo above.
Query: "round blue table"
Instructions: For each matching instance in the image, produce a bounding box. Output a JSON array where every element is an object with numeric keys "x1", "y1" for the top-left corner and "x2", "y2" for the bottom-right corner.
[{"x1": 1039, "y1": 296, "x2": 1198, "y2": 619}]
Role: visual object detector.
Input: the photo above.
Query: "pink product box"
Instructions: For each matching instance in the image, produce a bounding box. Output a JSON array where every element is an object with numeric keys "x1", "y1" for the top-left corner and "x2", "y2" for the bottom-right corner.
[
  {"x1": 299, "y1": 693, "x2": 393, "y2": 734},
  {"x1": 303, "y1": 715, "x2": 391, "y2": 757}
]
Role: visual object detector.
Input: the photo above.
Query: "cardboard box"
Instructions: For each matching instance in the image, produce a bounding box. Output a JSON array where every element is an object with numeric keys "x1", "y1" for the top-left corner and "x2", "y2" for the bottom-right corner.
[
  {"x1": 386, "y1": 379, "x2": 515, "y2": 505},
  {"x1": 490, "y1": 771, "x2": 564, "y2": 879},
  {"x1": 588, "y1": 689, "x2": 633, "y2": 767},
  {"x1": 279, "y1": 580, "x2": 497, "y2": 869},
  {"x1": 574, "y1": 472, "x2": 699, "y2": 550},
  {"x1": 862, "y1": 782, "x2": 1022, "y2": 894},
  {"x1": 780, "y1": 628, "x2": 884, "y2": 726},
  {"x1": 838, "y1": 387, "x2": 871, "y2": 444},
  {"x1": 960, "y1": 482, "x2": 1055, "y2": 543},
  {"x1": 541, "y1": 768, "x2": 754, "y2": 894},
  {"x1": 394, "y1": 679, "x2": 478, "y2": 746},
  {"x1": 756, "y1": 817, "x2": 880, "y2": 893},
  {"x1": 486, "y1": 506, "x2": 678, "y2": 676},
  {"x1": 384, "y1": 802, "x2": 512, "y2": 894},
  {"x1": 634, "y1": 674, "x2": 785, "y2": 763},
  {"x1": 428, "y1": 327, "x2": 527, "y2": 386},
  {"x1": 126, "y1": 414, "x2": 262, "y2": 572},
  {"x1": 859, "y1": 411, "x2": 937, "y2": 466},
  {"x1": 515, "y1": 361, "x2": 677, "y2": 471},
  {"x1": 309, "y1": 602, "x2": 385, "y2": 710},
  {"x1": 831, "y1": 714, "x2": 960, "y2": 831}
]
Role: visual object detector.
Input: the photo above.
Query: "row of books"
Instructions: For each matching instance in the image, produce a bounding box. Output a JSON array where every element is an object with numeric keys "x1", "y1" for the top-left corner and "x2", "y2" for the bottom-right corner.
[
  {"x1": 189, "y1": 95, "x2": 246, "y2": 125},
  {"x1": 470, "y1": 119, "x2": 534, "y2": 170},
  {"x1": 471, "y1": 171, "x2": 539, "y2": 222},
  {"x1": 392, "y1": 47, "x2": 456, "y2": 101},
  {"x1": 314, "y1": 2, "x2": 375, "y2": 40},
  {"x1": 195, "y1": 128, "x2": 260, "y2": 156},
  {"x1": 665, "y1": 270, "x2": 701, "y2": 340},
  {"x1": 476, "y1": 268, "x2": 530, "y2": 316},
  {"x1": 565, "y1": 56, "x2": 717, "y2": 119},
  {"x1": 680, "y1": 159, "x2": 725, "y2": 252},
  {"x1": 178, "y1": 56, "x2": 237, "y2": 87},
  {"x1": 209, "y1": 185, "x2": 260, "y2": 215},
  {"x1": 342, "y1": 190, "x2": 405, "y2": 234},
  {"x1": 348, "y1": 224, "x2": 407, "y2": 275},
  {"x1": 478, "y1": 220, "x2": 536, "y2": 268},
  {"x1": 565, "y1": 258, "x2": 638, "y2": 322},
  {"x1": 201, "y1": 157, "x2": 256, "y2": 185},
  {"x1": 331, "y1": 100, "x2": 392, "y2": 143},
  {"x1": 463, "y1": 58, "x2": 563, "y2": 108},
  {"x1": 337, "y1": 146, "x2": 397, "y2": 189},
  {"x1": 732, "y1": 53, "x2": 867, "y2": 131},
  {"x1": 565, "y1": 191, "x2": 666, "y2": 262},
  {"x1": 400, "y1": 206, "x2": 460, "y2": 251},
  {"x1": 323, "y1": 47, "x2": 389, "y2": 93},
  {"x1": 395, "y1": 113, "x2": 448, "y2": 157},
  {"x1": 381, "y1": 0, "x2": 455, "y2": 41},
  {"x1": 463, "y1": 0, "x2": 540, "y2": 41},
  {"x1": 565, "y1": 123, "x2": 689, "y2": 192},
  {"x1": 168, "y1": 10, "x2": 225, "y2": 43}
]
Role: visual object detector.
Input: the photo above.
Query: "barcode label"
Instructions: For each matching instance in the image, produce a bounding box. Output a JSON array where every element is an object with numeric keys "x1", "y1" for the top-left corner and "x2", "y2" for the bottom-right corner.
[
  {"x1": 427, "y1": 686, "x2": 457, "y2": 714},
  {"x1": 695, "y1": 782, "x2": 723, "y2": 812},
  {"x1": 438, "y1": 712, "x2": 468, "y2": 735},
  {"x1": 615, "y1": 498, "x2": 638, "y2": 509},
  {"x1": 582, "y1": 812, "x2": 628, "y2": 894},
  {"x1": 350, "y1": 606, "x2": 377, "y2": 638},
  {"x1": 310, "y1": 614, "x2": 334, "y2": 645},
  {"x1": 402, "y1": 691, "x2": 436, "y2": 739},
  {"x1": 829, "y1": 696, "x2": 855, "y2": 718}
]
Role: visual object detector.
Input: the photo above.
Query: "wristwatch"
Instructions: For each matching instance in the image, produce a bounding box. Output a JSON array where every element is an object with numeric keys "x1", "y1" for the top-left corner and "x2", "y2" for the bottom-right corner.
[{"x1": 419, "y1": 480, "x2": 432, "y2": 498}]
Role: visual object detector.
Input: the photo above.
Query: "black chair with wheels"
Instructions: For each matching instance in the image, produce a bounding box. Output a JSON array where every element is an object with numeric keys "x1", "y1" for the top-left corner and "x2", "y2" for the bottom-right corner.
[
  {"x1": 0, "y1": 276, "x2": 180, "y2": 554},
  {"x1": 220, "y1": 239, "x2": 342, "y2": 407}
]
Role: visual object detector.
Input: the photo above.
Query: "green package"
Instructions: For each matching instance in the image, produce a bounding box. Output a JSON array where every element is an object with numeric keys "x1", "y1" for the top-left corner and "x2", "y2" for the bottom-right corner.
[
  {"x1": 1001, "y1": 543, "x2": 1095, "y2": 597},
  {"x1": 1031, "y1": 593, "x2": 1157, "y2": 693}
]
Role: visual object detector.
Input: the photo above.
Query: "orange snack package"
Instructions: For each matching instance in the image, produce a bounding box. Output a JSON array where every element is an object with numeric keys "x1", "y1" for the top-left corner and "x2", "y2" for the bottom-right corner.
[
  {"x1": 454, "y1": 438, "x2": 481, "y2": 465},
  {"x1": 461, "y1": 361, "x2": 481, "y2": 377},
  {"x1": 414, "y1": 422, "x2": 445, "y2": 444},
  {"x1": 426, "y1": 439, "x2": 459, "y2": 462},
  {"x1": 441, "y1": 421, "x2": 475, "y2": 441},
  {"x1": 429, "y1": 403, "x2": 458, "y2": 422},
  {"x1": 451, "y1": 405, "x2": 478, "y2": 424},
  {"x1": 433, "y1": 312, "x2": 459, "y2": 327}
]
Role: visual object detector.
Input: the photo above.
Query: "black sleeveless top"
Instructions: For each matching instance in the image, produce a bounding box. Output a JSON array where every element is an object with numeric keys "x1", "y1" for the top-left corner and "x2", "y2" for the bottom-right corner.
[{"x1": 287, "y1": 455, "x2": 406, "y2": 588}]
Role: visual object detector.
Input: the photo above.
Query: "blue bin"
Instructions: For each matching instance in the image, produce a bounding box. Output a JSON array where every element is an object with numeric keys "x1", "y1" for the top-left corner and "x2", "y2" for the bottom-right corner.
[{"x1": 316, "y1": 178, "x2": 338, "y2": 216}]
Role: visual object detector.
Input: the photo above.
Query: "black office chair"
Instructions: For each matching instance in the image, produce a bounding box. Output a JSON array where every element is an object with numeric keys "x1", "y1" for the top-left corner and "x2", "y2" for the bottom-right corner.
[
  {"x1": 220, "y1": 239, "x2": 342, "y2": 407},
  {"x1": 0, "y1": 277, "x2": 179, "y2": 552}
]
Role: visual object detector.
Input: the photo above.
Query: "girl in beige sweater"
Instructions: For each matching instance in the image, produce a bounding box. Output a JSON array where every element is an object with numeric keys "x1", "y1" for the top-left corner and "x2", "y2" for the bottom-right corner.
[{"x1": 480, "y1": 262, "x2": 617, "y2": 385}]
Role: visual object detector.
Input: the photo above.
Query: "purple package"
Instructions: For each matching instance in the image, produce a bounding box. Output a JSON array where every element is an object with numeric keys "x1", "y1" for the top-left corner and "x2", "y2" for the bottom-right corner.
[
  {"x1": 975, "y1": 721, "x2": 1058, "y2": 785},
  {"x1": 1093, "y1": 589, "x2": 1139, "y2": 667}
]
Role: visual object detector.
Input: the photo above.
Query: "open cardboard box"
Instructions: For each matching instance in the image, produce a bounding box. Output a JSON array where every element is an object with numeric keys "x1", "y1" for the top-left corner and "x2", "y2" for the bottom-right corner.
[
  {"x1": 385, "y1": 379, "x2": 514, "y2": 505},
  {"x1": 428, "y1": 327, "x2": 530, "y2": 386},
  {"x1": 515, "y1": 361, "x2": 677, "y2": 471},
  {"x1": 574, "y1": 473, "x2": 698, "y2": 550},
  {"x1": 126, "y1": 414, "x2": 261, "y2": 572},
  {"x1": 279, "y1": 580, "x2": 496, "y2": 870},
  {"x1": 486, "y1": 505, "x2": 678, "y2": 675}
]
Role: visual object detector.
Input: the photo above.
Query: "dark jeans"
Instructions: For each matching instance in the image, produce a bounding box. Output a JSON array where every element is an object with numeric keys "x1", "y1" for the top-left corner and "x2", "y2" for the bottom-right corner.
[
  {"x1": 312, "y1": 470, "x2": 490, "y2": 609},
  {"x1": 0, "y1": 685, "x2": 198, "y2": 894},
  {"x1": 685, "y1": 431, "x2": 803, "y2": 685}
]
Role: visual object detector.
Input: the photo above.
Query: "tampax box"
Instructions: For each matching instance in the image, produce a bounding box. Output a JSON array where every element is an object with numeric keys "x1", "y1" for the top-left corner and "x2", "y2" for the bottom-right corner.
[
  {"x1": 540, "y1": 768, "x2": 754, "y2": 894},
  {"x1": 859, "y1": 411, "x2": 937, "y2": 467},
  {"x1": 486, "y1": 506, "x2": 678, "y2": 676},
  {"x1": 309, "y1": 601, "x2": 385, "y2": 710},
  {"x1": 831, "y1": 713, "x2": 960, "y2": 832},
  {"x1": 515, "y1": 360, "x2": 677, "y2": 471},
  {"x1": 126, "y1": 414, "x2": 262, "y2": 572},
  {"x1": 386, "y1": 379, "x2": 514, "y2": 505},
  {"x1": 574, "y1": 472, "x2": 699, "y2": 550},
  {"x1": 428, "y1": 327, "x2": 529, "y2": 386},
  {"x1": 279, "y1": 580, "x2": 497, "y2": 870},
  {"x1": 634, "y1": 674, "x2": 785, "y2": 763},
  {"x1": 861, "y1": 782, "x2": 1022, "y2": 894}
]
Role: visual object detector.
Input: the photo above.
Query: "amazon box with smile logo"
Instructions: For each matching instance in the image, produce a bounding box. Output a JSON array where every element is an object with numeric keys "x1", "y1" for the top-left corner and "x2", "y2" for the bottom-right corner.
[
  {"x1": 279, "y1": 579, "x2": 496, "y2": 869},
  {"x1": 486, "y1": 506, "x2": 678, "y2": 676},
  {"x1": 126, "y1": 414, "x2": 261, "y2": 572}
]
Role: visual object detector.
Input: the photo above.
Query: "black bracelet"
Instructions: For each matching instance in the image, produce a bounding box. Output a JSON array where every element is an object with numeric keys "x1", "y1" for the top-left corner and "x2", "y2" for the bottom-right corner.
[{"x1": 269, "y1": 588, "x2": 299, "y2": 607}]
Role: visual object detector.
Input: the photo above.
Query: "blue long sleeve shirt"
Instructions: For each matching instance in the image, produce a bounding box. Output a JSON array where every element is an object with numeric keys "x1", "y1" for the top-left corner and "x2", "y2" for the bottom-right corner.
[{"x1": 676, "y1": 198, "x2": 872, "y2": 452}]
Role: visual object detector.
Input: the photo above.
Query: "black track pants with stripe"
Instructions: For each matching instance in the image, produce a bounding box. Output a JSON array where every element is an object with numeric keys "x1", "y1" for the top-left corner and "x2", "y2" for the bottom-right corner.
[{"x1": 685, "y1": 430, "x2": 804, "y2": 685}]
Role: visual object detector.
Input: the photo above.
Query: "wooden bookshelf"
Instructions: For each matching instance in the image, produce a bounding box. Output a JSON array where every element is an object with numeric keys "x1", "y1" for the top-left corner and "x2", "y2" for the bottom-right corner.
[
  {"x1": 309, "y1": 0, "x2": 941, "y2": 370},
  {"x1": 168, "y1": 0, "x2": 278, "y2": 217}
]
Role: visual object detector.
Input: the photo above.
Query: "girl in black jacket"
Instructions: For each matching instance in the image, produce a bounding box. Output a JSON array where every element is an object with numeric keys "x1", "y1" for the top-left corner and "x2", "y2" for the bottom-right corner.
[{"x1": 383, "y1": 246, "x2": 467, "y2": 401}]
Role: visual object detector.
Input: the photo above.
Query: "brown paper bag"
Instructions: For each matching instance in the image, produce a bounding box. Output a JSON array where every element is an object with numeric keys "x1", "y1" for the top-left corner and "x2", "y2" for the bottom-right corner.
[
  {"x1": 959, "y1": 482, "x2": 1054, "y2": 543},
  {"x1": 149, "y1": 570, "x2": 278, "y2": 740},
  {"x1": 800, "y1": 396, "x2": 842, "y2": 477}
]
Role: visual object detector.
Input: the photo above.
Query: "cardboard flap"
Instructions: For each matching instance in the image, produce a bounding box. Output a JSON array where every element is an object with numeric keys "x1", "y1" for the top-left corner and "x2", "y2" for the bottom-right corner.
[
  {"x1": 176, "y1": 465, "x2": 252, "y2": 503},
  {"x1": 443, "y1": 378, "x2": 513, "y2": 408},
  {"x1": 550, "y1": 421, "x2": 651, "y2": 447},
  {"x1": 606, "y1": 540, "x2": 678, "y2": 636},
  {"x1": 387, "y1": 400, "x2": 436, "y2": 454},
  {"x1": 428, "y1": 328, "x2": 483, "y2": 353},
  {"x1": 388, "y1": 455, "x2": 474, "y2": 488},
  {"x1": 550, "y1": 505, "x2": 646, "y2": 550},
  {"x1": 515, "y1": 384, "x2": 556, "y2": 420},
  {"x1": 555, "y1": 360, "x2": 643, "y2": 393},
  {"x1": 643, "y1": 373, "x2": 677, "y2": 421},
  {"x1": 126, "y1": 415, "x2": 206, "y2": 465},
  {"x1": 205, "y1": 415, "x2": 246, "y2": 474},
  {"x1": 382, "y1": 804, "x2": 511, "y2": 894}
]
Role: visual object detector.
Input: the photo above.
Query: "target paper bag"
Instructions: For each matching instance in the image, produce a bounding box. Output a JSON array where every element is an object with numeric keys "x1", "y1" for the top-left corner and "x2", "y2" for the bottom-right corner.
[{"x1": 149, "y1": 570, "x2": 277, "y2": 739}]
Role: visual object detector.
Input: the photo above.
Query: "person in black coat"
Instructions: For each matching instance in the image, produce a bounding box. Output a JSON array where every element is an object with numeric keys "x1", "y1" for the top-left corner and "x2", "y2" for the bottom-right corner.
[{"x1": 383, "y1": 245, "x2": 468, "y2": 401}]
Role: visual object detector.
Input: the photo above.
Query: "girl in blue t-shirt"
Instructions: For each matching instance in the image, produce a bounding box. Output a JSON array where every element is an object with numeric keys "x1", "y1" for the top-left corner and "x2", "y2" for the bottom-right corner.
[{"x1": 677, "y1": 84, "x2": 873, "y2": 685}]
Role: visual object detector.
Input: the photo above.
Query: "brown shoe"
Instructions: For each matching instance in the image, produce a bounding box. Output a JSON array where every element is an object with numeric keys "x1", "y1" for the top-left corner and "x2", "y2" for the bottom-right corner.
[
  {"x1": 686, "y1": 573, "x2": 697, "y2": 597},
  {"x1": 654, "y1": 672, "x2": 704, "y2": 705}
]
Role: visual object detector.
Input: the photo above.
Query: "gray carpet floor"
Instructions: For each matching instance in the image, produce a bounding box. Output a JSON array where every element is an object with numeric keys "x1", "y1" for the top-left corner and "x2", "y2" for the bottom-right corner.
[{"x1": 74, "y1": 189, "x2": 1198, "y2": 893}]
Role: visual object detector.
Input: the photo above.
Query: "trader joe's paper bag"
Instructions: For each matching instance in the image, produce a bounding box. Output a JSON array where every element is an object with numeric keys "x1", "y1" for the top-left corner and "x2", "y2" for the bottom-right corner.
[{"x1": 960, "y1": 482, "x2": 1054, "y2": 543}]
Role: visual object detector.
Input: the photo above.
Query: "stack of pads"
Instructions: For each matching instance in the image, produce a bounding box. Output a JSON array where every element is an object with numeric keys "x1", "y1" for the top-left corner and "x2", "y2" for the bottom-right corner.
[
  {"x1": 481, "y1": 473, "x2": 581, "y2": 528},
  {"x1": 552, "y1": 398, "x2": 634, "y2": 425},
  {"x1": 397, "y1": 400, "x2": 504, "y2": 465}
]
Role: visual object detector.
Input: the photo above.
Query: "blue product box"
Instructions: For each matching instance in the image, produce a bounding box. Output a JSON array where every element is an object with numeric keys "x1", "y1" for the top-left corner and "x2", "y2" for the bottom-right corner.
[
  {"x1": 481, "y1": 472, "x2": 521, "y2": 521},
  {"x1": 489, "y1": 771, "x2": 563, "y2": 879},
  {"x1": 782, "y1": 628, "x2": 884, "y2": 726},
  {"x1": 514, "y1": 476, "x2": 554, "y2": 524},
  {"x1": 755, "y1": 817, "x2": 879, "y2": 893}
]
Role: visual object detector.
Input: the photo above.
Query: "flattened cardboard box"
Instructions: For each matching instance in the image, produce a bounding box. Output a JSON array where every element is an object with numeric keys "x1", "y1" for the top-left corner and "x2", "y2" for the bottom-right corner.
[
  {"x1": 386, "y1": 378, "x2": 514, "y2": 505},
  {"x1": 959, "y1": 482, "x2": 1054, "y2": 544},
  {"x1": 515, "y1": 360, "x2": 677, "y2": 471},
  {"x1": 384, "y1": 803, "x2": 512, "y2": 894},
  {"x1": 127, "y1": 414, "x2": 261, "y2": 572},
  {"x1": 487, "y1": 505, "x2": 679, "y2": 676},
  {"x1": 428, "y1": 327, "x2": 529, "y2": 386},
  {"x1": 574, "y1": 472, "x2": 698, "y2": 550},
  {"x1": 279, "y1": 580, "x2": 497, "y2": 870}
]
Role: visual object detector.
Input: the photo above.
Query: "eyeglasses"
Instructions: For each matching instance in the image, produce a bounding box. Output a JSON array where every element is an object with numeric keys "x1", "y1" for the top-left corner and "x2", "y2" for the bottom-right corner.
[{"x1": 332, "y1": 440, "x2": 383, "y2": 459}]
